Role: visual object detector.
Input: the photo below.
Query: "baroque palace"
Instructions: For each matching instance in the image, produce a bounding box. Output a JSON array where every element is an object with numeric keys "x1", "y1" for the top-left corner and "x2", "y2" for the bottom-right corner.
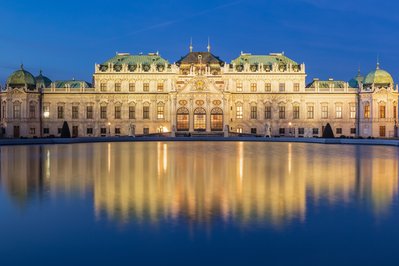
[{"x1": 1, "y1": 45, "x2": 398, "y2": 138}]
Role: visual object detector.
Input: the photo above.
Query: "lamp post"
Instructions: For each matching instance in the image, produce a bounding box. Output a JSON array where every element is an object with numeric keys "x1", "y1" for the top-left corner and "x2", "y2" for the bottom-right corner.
[
  {"x1": 288, "y1": 122, "x2": 292, "y2": 137},
  {"x1": 108, "y1": 122, "x2": 111, "y2": 136}
]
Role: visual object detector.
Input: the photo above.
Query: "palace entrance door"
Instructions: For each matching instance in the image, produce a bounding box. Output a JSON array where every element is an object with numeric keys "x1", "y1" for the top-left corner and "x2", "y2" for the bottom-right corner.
[{"x1": 194, "y1": 107, "x2": 206, "y2": 131}]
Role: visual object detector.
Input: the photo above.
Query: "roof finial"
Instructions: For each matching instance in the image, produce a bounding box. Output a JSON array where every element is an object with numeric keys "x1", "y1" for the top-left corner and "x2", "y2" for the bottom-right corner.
[
  {"x1": 189, "y1": 38, "x2": 193, "y2": 53},
  {"x1": 20, "y1": 64, "x2": 24, "y2": 70},
  {"x1": 377, "y1": 54, "x2": 380, "y2": 70},
  {"x1": 207, "y1": 37, "x2": 211, "y2": 52},
  {"x1": 39, "y1": 69, "x2": 43, "y2": 75},
  {"x1": 357, "y1": 65, "x2": 361, "y2": 76}
]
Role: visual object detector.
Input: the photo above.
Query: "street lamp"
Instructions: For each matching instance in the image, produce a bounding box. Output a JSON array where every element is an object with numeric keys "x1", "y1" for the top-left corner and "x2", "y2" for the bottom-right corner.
[
  {"x1": 288, "y1": 122, "x2": 292, "y2": 137},
  {"x1": 108, "y1": 122, "x2": 111, "y2": 136}
]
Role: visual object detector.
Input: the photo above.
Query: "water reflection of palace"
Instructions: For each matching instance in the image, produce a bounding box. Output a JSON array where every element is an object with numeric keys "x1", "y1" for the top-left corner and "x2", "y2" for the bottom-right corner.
[{"x1": 0, "y1": 143, "x2": 397, "y2": 226}]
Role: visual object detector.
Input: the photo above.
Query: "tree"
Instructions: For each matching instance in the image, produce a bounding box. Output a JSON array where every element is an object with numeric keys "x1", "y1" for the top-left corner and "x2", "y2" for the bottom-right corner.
[
  {"x1": 322, "y1": 123, "x2": 335, "y2": 138},
  {"x1": 60, "y1": 121, "x2": 71, "y2": 138}
]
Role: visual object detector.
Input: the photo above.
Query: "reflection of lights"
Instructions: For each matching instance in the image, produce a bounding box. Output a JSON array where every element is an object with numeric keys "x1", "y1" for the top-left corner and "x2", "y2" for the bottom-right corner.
[
  {"x1": 238, "y1": 142, "x2": 243, "y2": 184},
  {"x1": 163, "y1": 144, "x2": 167, "y2": 172},
  {"x1": 46, "y1": 149, "x2": 51, "y2": 178},
  {"x1": 288, "y1": 143, "x2": 292, "y2": 174},
  {"x1": 107, "y1": 143, "x2": 111, "y2": 172}
]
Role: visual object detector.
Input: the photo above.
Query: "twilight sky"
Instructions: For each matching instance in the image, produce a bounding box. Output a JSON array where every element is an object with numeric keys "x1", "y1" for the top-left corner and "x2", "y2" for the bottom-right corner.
[{"x1": 0, "y1": 0, "x2": 398, "y2": 85}]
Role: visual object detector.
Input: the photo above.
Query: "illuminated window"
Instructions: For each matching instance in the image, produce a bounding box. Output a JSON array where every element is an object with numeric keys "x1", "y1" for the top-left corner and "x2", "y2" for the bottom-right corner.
[
  {"x1": 293, "y1": 105, "x2": 300, "y2": 119},
  {"x1": 250, "y1": 83, "x2": 257, "y2": 92},
  {"x1": 129, "y1": 83, "x2": 135, "y2": 92},
  {"x1": 379, "y1": 126, "x2": 386, "y2": 137},
  {"x1": 211, "y1": 108, "x2": 223, "y2": 131},
  {"x1": 129, "y1": 106, "x2": 136, "y2": 119},
  {"x1": 265, "y1": 83, "x2": 271, "y2": 92},
  {"x1": 143, "y1": 83, "x2": 150, "y2": 92},
  {"x1": 157, "y1": 105, "x2": 164, "y2": 119},
  {"x1": 143, "y1": 106, "x2": 150, "y2": 119},
  {"x1": 293, "y1": 83, "x2": 300, "y2": 92},
  {"x1": 364, "y1": 103, "x2": 370, "y2": 119},
  {"x1": 264, "y1": 106, "x2": 271, "y2": 119},
  {"x1": 335, "y1": 106, "x2": 342, "y2": 119},
  {"x1": 100, "y1": 106, "x2": 107, "y2": 119},
  {"x1": 394, "y1": 104, "x2": 397, "y2": 119},
  {"x1": 86, "y1": 106, "x2": 93, "y2": 119},
  {"x1": 115, "y1": 106, "x2": 121, "y2": 119},
  {"x1": 157, "y1": 83, "x2": 164, "y2": 92},
  {"x1": 115, "y1": 83, "x2": 121, "y2": 92},
  {"x1": 307, "y1": 106, "x2": 314, "y2": 119},
  {"x1": 350, "y1": 105, "x2": 356, "y2": 119},
  {"x1": 236, "y1": 106, "x2": 243, "y2": 119},
  {"x1": 57, "y1": 106, "x2": 64, "y2": 119},
  {"x1": 236, "y1": 82, "x2": 243, "y2": 92},
  {"x1": 72, "y1": 106, "x2": 78, "y2": 119},
  {"x1": 177, "y1": 107, "x2": 189, "y2": 131},
  {"x1": 321, "y1": 106, "x2": 328, "y2": 119},
  {"x1": 43, "y1": 106, "x2": 50, "y2": 118},
  {"x1": 379, "y1": 105, "x2": 386, "y2": 119},
  {"x1": 279, "y1": 106, "x2": 285, "y2": 119}
]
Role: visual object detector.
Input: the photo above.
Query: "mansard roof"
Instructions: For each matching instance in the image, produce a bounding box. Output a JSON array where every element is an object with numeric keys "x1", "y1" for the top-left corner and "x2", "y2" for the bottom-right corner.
[
  {"x1": 176, "y1": 52, "x2": 224, "y2": 66},
  {"x1": 231, "y1": 53, "x2": 299, "y2": 66},
  {"x1": 306, "y1": 79, "x2": 347, "y2": 89},
  {"x1": 52, "y1": 80, "x2": 92, "y2": 89},
  {"x1": 102, "y1": 53, "x2": 169, "y2": 66}
]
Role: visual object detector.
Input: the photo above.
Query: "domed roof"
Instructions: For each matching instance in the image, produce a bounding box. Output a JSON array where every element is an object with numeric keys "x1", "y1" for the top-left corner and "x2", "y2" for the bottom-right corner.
[
  {"x1": 35, "y1": 70, "x2": 52, "y2": 88},
  {"x1": 6, "y1": 65, "x2": 36, "y2": 89},
  {"x1": 348, "y1": 72, "x2": 364, "y2": 88},
  {"x1": 364, "y1": 64, "x2": 393, "y2": 85}
]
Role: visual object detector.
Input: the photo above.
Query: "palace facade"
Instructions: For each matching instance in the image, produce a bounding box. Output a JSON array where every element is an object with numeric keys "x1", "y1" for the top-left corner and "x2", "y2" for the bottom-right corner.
[{"x1": 1, "y1": 47, "x2": 398, "y2": 138}]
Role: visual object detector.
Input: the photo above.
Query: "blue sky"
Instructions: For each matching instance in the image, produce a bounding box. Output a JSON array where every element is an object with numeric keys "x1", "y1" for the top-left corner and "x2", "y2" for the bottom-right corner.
[{"x1": 0, "y1": 0, "x2": 398, "y2": 85}]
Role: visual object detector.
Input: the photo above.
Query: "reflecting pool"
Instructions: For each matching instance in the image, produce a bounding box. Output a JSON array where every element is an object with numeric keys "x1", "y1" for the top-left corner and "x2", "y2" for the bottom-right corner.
[{"x1": 0, "y1": 142, "x2": 399, "y2": 265}]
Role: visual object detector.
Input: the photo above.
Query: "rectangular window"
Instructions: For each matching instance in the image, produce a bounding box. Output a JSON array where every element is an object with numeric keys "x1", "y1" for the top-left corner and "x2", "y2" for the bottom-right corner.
[
  {"x1": 58, "y1": 128, "x2": 62, "y2": 134},
  {"x1": 115, "y1": 83, "x2": 121, "y2": 92},
  {"x1": 250, "y1": 106, "x2": 257, "y2": 119},
  {"x1": 279, "y1": 128, "x2": 285, "y2": 135},
  {"x1": 129, "y1": 83, "x2": 135, "y2": 92},
  {"x1": 336, "y1": 128, "x2": 342, "y2": 134},
  {"x1": 2, "y1": 105, "x2": 6, "y2": 119},
  {"x1": 43, "y1": 105, "x2": 50, "y2": 118},
  {"x1": 251, "y1": 128, "x2": 257, "y2": 134},
  {"x1": 350, "y1": 128, "x2": 356, "y2": 134},
  {"x1": 100, "y1": 83, "x2": 106, "y2": 92},
  {"x1": 335, "y1": 106, "x2": 342, "y2": 119},
  {"x1": 72, "y1": 106, "x2": 79, "y2": 119},
  {"x1": 379, "y1": 105, "x2": 386, "y2": 119},
  {"x1": 364, "y1": 104, "x2": 370, "y2": 119},
  {"x1": 115, "y1": 106, "x2": 121, "y2": 119},
  {"x1": 293, "y1": 83, "x2": 300, "y2": 92},
  {"x1": 313, "y1": 128, "x2": 319, "y2": 135},
  {"x1": 321, "y1": 106, "x2": 328, "y2": 119},
  {"x1": 100, "y1": 128, "x2": 107, "y2": 135},
  {"x1": 379, "y1": 126, "x2": 386, "y2": 137},
  {"x1": 350, "y1": 105, "x2": 356, "y2": 119},
  {"x1": 143, "y1": 128, "x2": 149, "y2": 135},
  {"x1": 293, "y1": 106, "x2": 300, "y2": 119},
  {"x1": 157, "y1": 106, "x2": 164, "y2": 119},
  {"x1": 265, "y1": 83, "x2": 271, "y2": 92},
  {"x1": 87, "y1": 128, "x2": 93, "y2": 135},
  {"x1": 394, "y1": 105, "x2": 397, "y2": 119},
  {"x1": 29, "y1": 128, "x2": 35, "y2": 135},
  {"x1": 143, "y1": 83, "x2": 150, "y2": 92},
  {"x1": 29, "y1": 104, "x2": 36, "y2": 119},
  {"x1": 57, "y1": 106, "x2": 64, "y2": 119},
  {"x1": 250, "y1": 83, "x2": 257, "y2": 92},
  {"x1": 279, "y1": 106, "x2": 285, "y2": 119},
  {"x1": 86, "y1": 106, "x2": 93, "y2": 119},
  {"x1": 298, "y1": 128, "x2": 305, "y2": 135},
  {"x1": 157, "y1": 83, "x2": 164, "y2": 92},
  {"x1": 307, "y1": 106, "x2": 314, "y2": 119},
  {"x1": 143, "y1": 106, "x2": 150, "y2": 119},
  {"x1": 279, "y1": 83, "x2": 285, "y2": 92},
  {"x1": 13, "y1": 104, "x2": 21, "y2": 119},
  {"x1": 43, "y1": 128, "x2": 50, "y2": 134},
  {"x1": 236, "y1": 82, "x2": 243, "y2": 92},
  {"x1": 129, "y1": 106, "x2": 136, "y2": 119},
  {"x1": 100, "y1": 106, "x2": 107, "y2": 119},
  {"x1": 115, "y1": 128, "x2": 121, "y2": 135},
  {"x1": 236, "y1": 106, "x2": 243, "y2": 119},
  {"x1": 264, "y1": 106, "x2": 271, "y2": 119}
]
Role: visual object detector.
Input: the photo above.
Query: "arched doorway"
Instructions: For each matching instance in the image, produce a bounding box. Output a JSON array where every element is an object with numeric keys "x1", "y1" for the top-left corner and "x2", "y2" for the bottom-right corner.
[
  {"x1": 176, "y1": 107, "x2": 189, "y2": 131},
  {"x1": 211, "y1": 107, "x2": 223, "y2": 131},
  {"x1": 194, "y1": 107, "x2": 206, "y2": 131}
]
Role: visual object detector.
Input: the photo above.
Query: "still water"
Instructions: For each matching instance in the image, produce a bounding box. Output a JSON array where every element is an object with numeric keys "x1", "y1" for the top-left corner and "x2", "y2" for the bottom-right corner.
[{"x1": 0, "y1": 142, "x2": 398, "y2": 265}]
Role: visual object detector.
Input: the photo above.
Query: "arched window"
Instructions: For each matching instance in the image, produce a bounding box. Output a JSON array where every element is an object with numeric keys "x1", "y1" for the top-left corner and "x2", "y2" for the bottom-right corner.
[
  {"x1": 194, "y1": 107, "x2": 206, "y2": 131},
  {"x1": 211, "y1": 107, "x2": 223, "y2": 131},
  {"x1": 13, "y1": 102, "x2": 21, "y2": 119},
  {"x1": 29, "y1": 102, "x2": 36, "y2": 119},
  {"x1": 176, "y1": 107, "x2": 189, "y2": 131},
  {"x1": 364, "y1": 102, "x2": 370, "y2": 119}
]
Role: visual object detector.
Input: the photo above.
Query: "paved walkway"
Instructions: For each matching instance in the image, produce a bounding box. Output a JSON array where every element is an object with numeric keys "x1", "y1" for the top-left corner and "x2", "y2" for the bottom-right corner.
[{"x1": 0, "y1": 136, "x2": 399, "y2": 147}]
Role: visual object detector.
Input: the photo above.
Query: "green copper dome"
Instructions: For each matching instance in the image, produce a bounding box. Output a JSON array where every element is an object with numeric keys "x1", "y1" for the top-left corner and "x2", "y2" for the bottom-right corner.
[
  {"x1": 6, "y1": 65, "x2": 36, "y2": 90},
  {"x1": 364, "y1": 64, "x2": 393, "y2": 85},
  {"x1": 35, "y1": 70, "x2": 52, "y2": 88}
]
